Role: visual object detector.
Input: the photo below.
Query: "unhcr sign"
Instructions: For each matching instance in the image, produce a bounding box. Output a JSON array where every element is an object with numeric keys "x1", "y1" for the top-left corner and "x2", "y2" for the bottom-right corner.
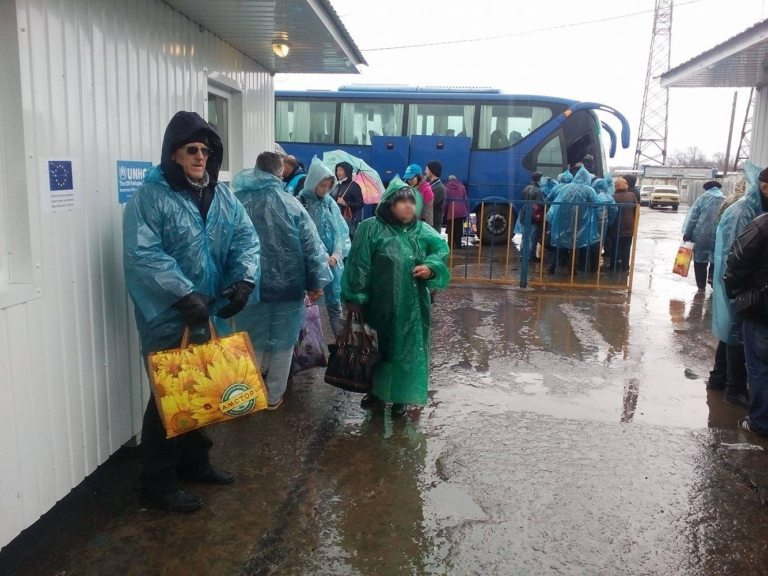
[{"x1": 117, "y1": 160, "x2": 152, "y2": 204}]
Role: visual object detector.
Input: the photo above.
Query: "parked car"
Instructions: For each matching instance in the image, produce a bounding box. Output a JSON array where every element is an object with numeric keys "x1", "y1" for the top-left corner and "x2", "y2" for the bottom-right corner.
[
  {"x1": 649, "y1": 185, "x2": 680, "y2": 210},
  {"x1": 639, "y1": 185, "x2": 654, "y2": 206}
]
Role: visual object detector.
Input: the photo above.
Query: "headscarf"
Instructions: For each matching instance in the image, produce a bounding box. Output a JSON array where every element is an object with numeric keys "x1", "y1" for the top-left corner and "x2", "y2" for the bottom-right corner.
[
  {"x1": 335, "y1": 161, "x2": 354, "y2": 181},
  {"x1": 614, "y1": 177, "x2": 629, "y2": 191}
]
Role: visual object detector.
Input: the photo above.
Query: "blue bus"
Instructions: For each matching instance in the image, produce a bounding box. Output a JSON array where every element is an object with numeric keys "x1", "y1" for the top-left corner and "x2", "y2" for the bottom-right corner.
[{"x1": 275, "y1": 85, "x2": 630, "y2": 242}]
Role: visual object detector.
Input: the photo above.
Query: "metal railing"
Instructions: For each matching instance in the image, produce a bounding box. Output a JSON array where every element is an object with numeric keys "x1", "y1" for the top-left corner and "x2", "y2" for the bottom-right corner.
[{"x1": 443, "y1": 198, "x2": 640, "y2": 293}]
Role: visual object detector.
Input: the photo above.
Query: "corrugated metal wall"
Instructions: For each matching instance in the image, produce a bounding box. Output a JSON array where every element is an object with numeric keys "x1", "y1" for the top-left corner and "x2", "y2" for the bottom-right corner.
[
  {"x1": 750, "y1": 86, "x2": 768, "y2": 168},
  {"x1": 1, "y1": 0, "x2": 273, "y2": 549}
]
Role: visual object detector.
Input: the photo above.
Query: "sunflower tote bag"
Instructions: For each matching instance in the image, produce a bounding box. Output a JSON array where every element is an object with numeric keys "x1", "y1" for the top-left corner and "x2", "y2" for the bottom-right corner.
[
  {"x1": 148, "y1": 321, "x2": 268, "y2": 438},
  {"x1": 672, "y1": 241, "x2": 694, "y2": 277}
]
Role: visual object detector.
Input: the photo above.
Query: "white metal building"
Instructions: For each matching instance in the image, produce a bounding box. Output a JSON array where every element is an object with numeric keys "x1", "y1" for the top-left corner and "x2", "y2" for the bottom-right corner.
[
  {"x1": 0, "y1": 0, "x2": 364, "y2": 549},
  {"x1": 661, "y1": 18, "x2": 768, "y2": 167}
]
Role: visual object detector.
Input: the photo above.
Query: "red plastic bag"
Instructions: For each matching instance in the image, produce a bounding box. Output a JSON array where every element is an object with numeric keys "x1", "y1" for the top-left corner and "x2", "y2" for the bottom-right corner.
[{"x1": 673, "y1": 242, "x2": 694, "y2": 277}]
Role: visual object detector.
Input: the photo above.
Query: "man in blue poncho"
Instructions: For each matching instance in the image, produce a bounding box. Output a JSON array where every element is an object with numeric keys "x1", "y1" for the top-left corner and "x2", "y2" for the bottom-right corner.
[
  {"x1": 123, "y1": 111, "x2": 260, "y2": 513},
  {"x1": 709, "y1": 163, "x2": 767, "y2": 407},
  {"x1": 546, "y1": 165, "x2": 599, "y2": 273},
  {"x1": 233, "y1": 152, "x2": 332, "y2": 412},
  {"x1": 591, "y1": 175, "x2": 618, "y2": 271},
  {"x1": 300, "y1": 158, "x2": 351, "y2": 338},
  {"x1": 682, "y1": 181, "x2": 724, "y2": 290}
]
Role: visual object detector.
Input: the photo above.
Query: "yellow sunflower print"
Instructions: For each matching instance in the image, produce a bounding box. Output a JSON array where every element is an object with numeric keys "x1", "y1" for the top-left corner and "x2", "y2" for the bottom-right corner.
[
  {"x1": 161, "y1": 391, "x2": 196, "y2": 437},
  {"x1": 153, "y1": 369, "x2": 180, "y2": 398},
  {"x1": 176, "y1": 368, "x2": 210, "y2": 396},
  {"x1": 219, "y1": 334, "x2": 252, "y2": 363},
  {"x1": 155, "y1": 352, "x2": 184, "y2": 377},
  {"x1": 190, "y1": 355, "x2": 267, "y2": 424},
  {"x1": 183, "y1": 342, "x2": 223, "y2": 375}
]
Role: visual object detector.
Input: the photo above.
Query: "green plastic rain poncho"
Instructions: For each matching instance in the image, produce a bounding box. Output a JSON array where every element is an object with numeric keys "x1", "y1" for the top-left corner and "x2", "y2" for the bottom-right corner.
[
  {"x1": 682, "y1": 186, "x2": 725, "y2": 263},
  {"x1": 300, "y1": 158, "x2": 351, "y2": 305},
  {"x1": 341, "y1": 178, "x2": 451, "y2": 405},
  {"x1": 123, "y1": 167, "x2": 260, "y2": 357},
  {"x1": 232, "y1": 168, "x2": 332, "y2": 352},
  {"x1": 547, "y1": 166, "x2": 600, "y2": 248},
  {"x1": 712, "y1": 162, "x2": 765, "y2": 345}
]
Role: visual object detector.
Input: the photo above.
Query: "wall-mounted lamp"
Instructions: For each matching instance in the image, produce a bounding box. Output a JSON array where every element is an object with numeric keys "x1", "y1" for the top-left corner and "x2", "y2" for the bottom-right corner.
[{"x1": 272, "y1": 41, "x2": 290, "y2": 58}]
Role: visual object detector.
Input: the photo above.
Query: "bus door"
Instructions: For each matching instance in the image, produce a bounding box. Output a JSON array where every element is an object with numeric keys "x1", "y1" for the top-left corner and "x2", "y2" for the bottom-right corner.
[
  {"x1": 370, "y1": 136, "x2": 410, "y2": 185},
  {"x1": 409, "y1": 135, "x2": 471, "y2": 184}
]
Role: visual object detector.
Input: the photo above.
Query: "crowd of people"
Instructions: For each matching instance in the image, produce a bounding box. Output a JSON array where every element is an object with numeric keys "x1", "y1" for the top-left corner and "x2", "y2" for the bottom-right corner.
[
  {"x1": 123, "y1": 112, "x2": 450, "y2": 513},
  {"x1": 512, "y1": 159, "x2": 639, "y2": 274}
]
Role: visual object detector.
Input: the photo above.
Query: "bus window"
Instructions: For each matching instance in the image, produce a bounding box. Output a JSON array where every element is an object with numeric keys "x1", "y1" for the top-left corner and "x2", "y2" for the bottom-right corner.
[
  {"x1": 478, "y1": 104, "x2": 553, "y2": 149},
  {"x1": 562, "y1": 110, "x2": 602, "y2": 176},
  {"x1": 339, "y1": 102, "x2": 404, "y2": 145},
  {"x1": 276, "y1": 100, "x2": 336, "y2": 144},
  {"x1": 529, "y1": 131, "x2": 565, "y2": 178},
  {"x1": 407, "y1": 103, "x2": 474, "y2": 138}
]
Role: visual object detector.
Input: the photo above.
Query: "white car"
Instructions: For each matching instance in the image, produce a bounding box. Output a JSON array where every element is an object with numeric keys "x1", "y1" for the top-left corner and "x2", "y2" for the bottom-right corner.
[{"x1": 640, "y1": 185, "x2": 654, "y2": 206}]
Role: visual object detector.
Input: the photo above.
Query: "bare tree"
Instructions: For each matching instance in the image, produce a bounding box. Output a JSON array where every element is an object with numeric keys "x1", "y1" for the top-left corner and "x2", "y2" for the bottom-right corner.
[
  {"x1": 667, "y1": 145, "x2": 715, "y2": 167},
  {"x1": 711, "y1": 151, "x2": 727, "y2": 172}
]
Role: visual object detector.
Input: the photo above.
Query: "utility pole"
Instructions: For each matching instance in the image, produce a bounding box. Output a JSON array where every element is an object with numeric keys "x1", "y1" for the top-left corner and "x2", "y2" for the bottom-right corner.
[
  {"x1": 723, "y1": 91, "x2": 738, "y2": 177},
  {"x1": 733, "y1": 88, "x2": 755, "y2": 172},
  {"x1": 633, "y1": 0, "x2": 673, "y2": 169}
]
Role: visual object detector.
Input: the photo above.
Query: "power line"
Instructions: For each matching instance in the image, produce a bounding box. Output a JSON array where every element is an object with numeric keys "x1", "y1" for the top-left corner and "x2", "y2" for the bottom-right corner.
[{"x1": 361, "y1": 0, "x2": 701, "y2": 52}]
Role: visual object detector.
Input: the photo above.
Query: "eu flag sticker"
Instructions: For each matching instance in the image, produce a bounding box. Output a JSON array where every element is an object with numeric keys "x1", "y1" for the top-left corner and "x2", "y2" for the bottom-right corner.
[{"x1": 49, "y1": 160, "x2": 73, "y2": 191}]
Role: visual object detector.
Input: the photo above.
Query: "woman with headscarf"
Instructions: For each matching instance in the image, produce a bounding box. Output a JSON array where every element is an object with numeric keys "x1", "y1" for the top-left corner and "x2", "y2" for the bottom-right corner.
[
  {"x1": 403, "y1": 163, "x2": 434, "y2": 227},
  {"x1": 300, "y1": 158, "x2": 351, "y2": 338},
  {"x1": 332, "y1": 162, "x2": 365, "y2": 239},
  {"x1": 342, "y1": 177, "x2": 450, "y2": 418},
  {"x1": 444, "y1": 176, "x2": 469, "y2": 249}
]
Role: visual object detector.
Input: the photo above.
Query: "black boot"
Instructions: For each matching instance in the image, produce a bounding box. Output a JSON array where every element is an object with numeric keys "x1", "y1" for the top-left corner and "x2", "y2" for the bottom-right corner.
[
  {"x1": 360, "y1": 393, "x2": 380, "y2": 409},
  {"x1": 391, "y1": 403, "x2": 407, "y2": 418},
  {"x1": 724, "y1": 391, "x2": 751, "y2": 409},
  {"x1": 179, "y1": 465, "x2": 235, "y2": 485},
  {"x1": 142, "y1": 488, "x2": 203, "y2": 513}
]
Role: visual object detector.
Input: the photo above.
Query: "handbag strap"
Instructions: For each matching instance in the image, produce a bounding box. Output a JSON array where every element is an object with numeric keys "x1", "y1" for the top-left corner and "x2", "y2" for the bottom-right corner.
[
  {"x1": 335, "y1": 312, "x2": 355, "y2": 347},
  {"x1": 179, "y1": 319, "x2": 219, "y2": 349}
]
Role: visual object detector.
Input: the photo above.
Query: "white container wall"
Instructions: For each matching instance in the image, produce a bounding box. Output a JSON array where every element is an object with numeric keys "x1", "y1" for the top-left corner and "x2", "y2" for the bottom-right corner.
[
  {"x1": 0, "y1": 0, "x2": 273, "y2": 548},
  {"x1": 750, "y1": 86, "x2": 768, "y2": 168}
]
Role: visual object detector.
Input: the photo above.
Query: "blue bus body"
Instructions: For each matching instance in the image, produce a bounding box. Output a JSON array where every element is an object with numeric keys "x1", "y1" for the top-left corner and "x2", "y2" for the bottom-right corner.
[{"x1": 275, "y1": 86, "x2": 629, "y2": 241}]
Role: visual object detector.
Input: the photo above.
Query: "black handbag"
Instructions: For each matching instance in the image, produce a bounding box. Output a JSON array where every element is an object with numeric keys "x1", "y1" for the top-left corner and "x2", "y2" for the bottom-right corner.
[{"x1": 325, "y1": 311, "x2": 381, "y2": 393}]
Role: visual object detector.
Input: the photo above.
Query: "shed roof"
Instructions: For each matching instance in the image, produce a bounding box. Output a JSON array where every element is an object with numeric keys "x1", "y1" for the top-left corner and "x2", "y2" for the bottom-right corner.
[
  {"x1": 165, "y1": 0, "x2": 366, "y2": 74},
  {"x1": 661, "y1": 18, "x2": 768, "y2": 88}
]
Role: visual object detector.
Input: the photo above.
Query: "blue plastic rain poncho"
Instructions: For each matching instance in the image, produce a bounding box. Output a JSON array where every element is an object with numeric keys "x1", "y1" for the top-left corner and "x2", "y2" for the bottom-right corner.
[
  {"x1": 591, "y1": 176, "x2": 618, "y2": 243},
  {"x1": 682, "y1": 186, "x2": 725, "y2": 263},
  {"x1": 541, "y1": 176, "x2": 557, "y2": 200},
  {"x1": 547, "y1": 166, "x2": 600, "y2": 248},
  {"x1": 232, "y1": 168, "x2": 332, "y2": 352},
  {"x1": 123, "y1": 168, "x2": 260, "y2": 357},
  {"x1": 123, "y1": 112, "x2": 260, "y2": 358},
  {"x1": 712, "y1": 162, "x2": 765, "y2": 345},
  {"x1": 300, "y1": 158, "x2": 351, "y2": 305},
  {"x1": 342, "y1": 177, "x2": 450, "y2": 406}
]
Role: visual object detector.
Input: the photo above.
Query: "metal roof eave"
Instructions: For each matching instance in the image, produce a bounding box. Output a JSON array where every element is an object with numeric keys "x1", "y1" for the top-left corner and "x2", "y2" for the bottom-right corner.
[
  {"x1": 312, "y1": 0, "x2": 367, "y2": 67},
  {"x1": 661, "y1": 18, "x2": 768, "y2": 88}
]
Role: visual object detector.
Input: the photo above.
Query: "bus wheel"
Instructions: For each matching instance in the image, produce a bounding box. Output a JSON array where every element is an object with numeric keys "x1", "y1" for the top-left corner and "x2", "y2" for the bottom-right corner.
[{"x1": 479, "y1": 204, "x2": 513, "y2": 245}]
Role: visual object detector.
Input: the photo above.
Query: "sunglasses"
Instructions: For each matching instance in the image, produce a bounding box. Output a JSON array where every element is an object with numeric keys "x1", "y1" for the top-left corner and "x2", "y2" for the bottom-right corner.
[{"x1": 182, "y1": 146, "x2": 212, "y2": 157}]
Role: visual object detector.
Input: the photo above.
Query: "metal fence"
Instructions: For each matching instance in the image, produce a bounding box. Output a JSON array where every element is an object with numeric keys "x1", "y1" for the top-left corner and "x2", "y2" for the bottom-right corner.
[{"x1": 443, "y1": 198, "x2": 640, "y2": 293}]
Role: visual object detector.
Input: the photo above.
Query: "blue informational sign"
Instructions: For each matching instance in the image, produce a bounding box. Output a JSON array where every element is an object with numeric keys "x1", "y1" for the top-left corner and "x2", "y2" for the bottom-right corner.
[{"x1": 117, "y1": 160, "x2": 152, "y2": 204}]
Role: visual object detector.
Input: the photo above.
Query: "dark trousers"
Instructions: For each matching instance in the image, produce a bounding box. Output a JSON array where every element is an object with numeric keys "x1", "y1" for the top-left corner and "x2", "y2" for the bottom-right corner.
[
  {"x1": 140, "y1": 333, "x2": 213, "y2": 495},
  {"x1": 140, "y1": 396, "x2": 213, "y2": 495},
  {"x1": 609, "y1": 237, "x2": 633, "y2": 271},
  {"x1": 448, "y1": 217, "x2": 466, "y2": 248},
  {"x1": 693, "y1": 261, "x2": 713, "y2": 289},
  {"x1": 744, "y1": 320, "x2": 768, "y2": 433},
  {"x1": 524, "y1": 222, "x2": 543, "y2": 260},
  {"x1": 709, "y1": 340, "x2": 748, "y2": 396}
]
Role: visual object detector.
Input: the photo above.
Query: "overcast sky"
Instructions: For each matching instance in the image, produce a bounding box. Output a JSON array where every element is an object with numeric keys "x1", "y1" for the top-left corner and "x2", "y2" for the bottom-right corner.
[{"x1": 278, "y1": 0, "x2": 766, "y2": 168}]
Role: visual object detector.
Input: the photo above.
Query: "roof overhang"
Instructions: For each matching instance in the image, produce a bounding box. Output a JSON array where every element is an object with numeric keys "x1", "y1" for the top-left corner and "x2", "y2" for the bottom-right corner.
[
  {"x1": 661, "y1": 19, "x2": 768, "y2": 88},
  {"x1": 164, "y1": 0, "x2": 367, "y2": 74}
]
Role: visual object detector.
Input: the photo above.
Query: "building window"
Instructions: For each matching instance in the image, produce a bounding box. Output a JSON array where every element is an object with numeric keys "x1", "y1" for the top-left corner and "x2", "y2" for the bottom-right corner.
[
  {"x1": 478, "y1": 104, "x2": 553, "y2": 149},
  {"x1": 339, "y1": 102, "x2": 404, "y2": 145},
  {"x1": 407, "y1": 103, "x2": 474, "y2": 138},
  {"x1": 275, "y1": 100, "x2": 337, "y2": 144},
  {"x1": 207, "y1": 87, "x2": 230, "y2": 176}
]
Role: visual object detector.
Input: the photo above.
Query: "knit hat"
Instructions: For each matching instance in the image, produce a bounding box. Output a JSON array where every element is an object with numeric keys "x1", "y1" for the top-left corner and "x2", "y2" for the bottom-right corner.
[
  {"x1": 426, "y1": 160, "x2": 443, "y2": 178},
  {"x1": 703, "y1": 180, "x2": 722, "y2": 190},
  {"x1": 759, "y1": 168, "x2": 768, "y2": 183},
  {"x1": 174, "y1": 129, "x2": 211, "y2": 151},
  {"x1": 614, "y1": 177, "x2": 629, "y2": 191}
]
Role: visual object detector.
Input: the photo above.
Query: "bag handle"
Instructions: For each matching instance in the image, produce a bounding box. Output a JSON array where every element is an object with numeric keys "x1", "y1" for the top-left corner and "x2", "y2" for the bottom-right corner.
[
  {"x1": 335, "y1": 312, "x2": 355, "y2": 347},
  {"x1": 180, "y1": 319, "x2": 219, "y2": 350}
]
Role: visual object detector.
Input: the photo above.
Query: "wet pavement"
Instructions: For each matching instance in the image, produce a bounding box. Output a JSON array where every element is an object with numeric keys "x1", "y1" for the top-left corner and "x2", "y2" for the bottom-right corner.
[{"x1": 3, "y1": 207, "x2": 768, "y2": 575}]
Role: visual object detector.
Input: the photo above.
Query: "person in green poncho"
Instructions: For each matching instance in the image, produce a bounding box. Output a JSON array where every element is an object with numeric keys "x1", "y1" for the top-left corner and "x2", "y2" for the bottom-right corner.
[{"x1": 341, "y1": 177, "x2": 450, "y2": 418}]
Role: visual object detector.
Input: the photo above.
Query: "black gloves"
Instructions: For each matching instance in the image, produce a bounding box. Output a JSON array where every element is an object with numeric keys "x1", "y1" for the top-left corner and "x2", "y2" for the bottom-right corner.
[
  {"x1": 217, "y1": 281, "x2": 254, "y2": 319},
  {"x1": 174, "y1": 292, "x2": 213, "y2": 326}
]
